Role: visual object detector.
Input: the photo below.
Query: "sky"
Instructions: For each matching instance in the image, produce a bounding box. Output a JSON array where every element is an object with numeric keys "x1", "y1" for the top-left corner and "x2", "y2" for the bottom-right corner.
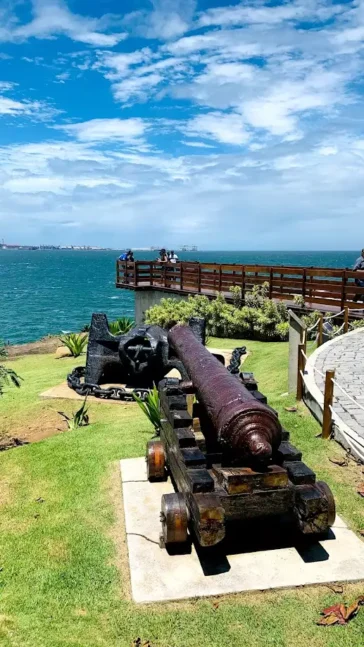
[{"x1": 0, "y1": 0, "x2": 364, "y2": 250}]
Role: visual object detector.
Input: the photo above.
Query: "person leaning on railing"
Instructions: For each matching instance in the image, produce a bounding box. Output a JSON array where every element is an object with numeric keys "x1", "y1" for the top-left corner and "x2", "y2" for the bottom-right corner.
[{"x1": 353, "y1": 249, "x2": 364, "y2": 302}]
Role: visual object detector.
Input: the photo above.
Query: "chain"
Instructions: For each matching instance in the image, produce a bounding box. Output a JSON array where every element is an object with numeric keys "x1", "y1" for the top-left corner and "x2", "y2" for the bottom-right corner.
[{"x1": 67, "y1": 367, "x2": 150, "y2": 402}]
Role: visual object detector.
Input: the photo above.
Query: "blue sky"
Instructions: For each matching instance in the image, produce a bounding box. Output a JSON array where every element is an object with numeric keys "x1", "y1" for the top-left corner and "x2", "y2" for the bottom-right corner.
[{"x1": 0, "y1": 0, "x2": 363, "y2": 250}]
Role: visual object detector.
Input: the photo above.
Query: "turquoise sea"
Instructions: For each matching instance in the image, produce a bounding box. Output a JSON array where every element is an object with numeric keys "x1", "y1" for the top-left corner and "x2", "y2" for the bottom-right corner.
[{"x1": 0, "y1": 250, "x2": 358, "y2": 345}]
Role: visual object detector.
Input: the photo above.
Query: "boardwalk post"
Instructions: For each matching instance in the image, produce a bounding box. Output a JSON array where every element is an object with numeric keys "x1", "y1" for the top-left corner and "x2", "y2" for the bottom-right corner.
[
  {"x1": 344, "y1": 306, "x2": 349, "y2": 333},
  {"x1": 198, "y1": 264, "x2": 201, "y2": 292},
  {"x1": 150, "y1": 261, "x2": 154, "y2": 287},
  {"x1": 289, "y1": 310, "x2": 306, "y2": 393},
  {"x1": 341, "y1": 271, "x2": 347, "y2": 310},
  {"x1": 296, "y1": 341, "x2": 306, "y2": 401},
  {"x1": 317, "y1": 314, "x2": 324, "y2": 347},
  {"x1": 134, "y1": 261, "x2": 138, "y2": 287},
  {"x1": 269, "y1": 268, "x2": 273, "y2": 299},
  {"x1": 322, "y1": 369, "x2": 335, "y2": 439}
]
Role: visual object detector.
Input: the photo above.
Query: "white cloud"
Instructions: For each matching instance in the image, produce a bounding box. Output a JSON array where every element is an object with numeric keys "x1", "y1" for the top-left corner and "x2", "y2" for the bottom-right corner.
[
  {"x1": 185, "y1": 112, "x2": 249, "y2": 145},
  {"x1": 197, "y1": 0, "x2": 346, "y2": 28},
  {"x1": 123, "y1": 0, "x2": 197, "y2": 40},
  {"x1": 5, "y1": 0, "x2": 127, "y2": 47},
  {"x1": 57, "y1": 118, "x2": 148, "y2": 143},
  {"x1": 182, "y1": 141, "x2": 215, "y2": 148}
]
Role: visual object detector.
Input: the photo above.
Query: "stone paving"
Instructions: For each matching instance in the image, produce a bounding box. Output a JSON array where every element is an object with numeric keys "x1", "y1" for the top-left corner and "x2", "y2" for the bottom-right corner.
[{"x1": 313, "y1": 329, "x2": 364, "y2": 441}]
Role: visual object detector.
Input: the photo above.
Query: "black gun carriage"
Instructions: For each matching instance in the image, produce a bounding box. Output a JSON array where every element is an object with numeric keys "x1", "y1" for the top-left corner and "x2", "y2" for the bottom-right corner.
[{"x1": 146, "y1": 324, "x2": 336, "y2": 550}]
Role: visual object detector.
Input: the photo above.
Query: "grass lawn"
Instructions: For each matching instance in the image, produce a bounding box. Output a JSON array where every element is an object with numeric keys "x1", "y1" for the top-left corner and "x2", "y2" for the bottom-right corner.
[{"x1": 0, "y1": 340, "x2": 363, "y2": 647}]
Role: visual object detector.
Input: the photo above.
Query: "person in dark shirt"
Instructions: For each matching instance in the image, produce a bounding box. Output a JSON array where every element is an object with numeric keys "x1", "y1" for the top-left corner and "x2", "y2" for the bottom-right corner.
[{"x1": 353, "y1": 249, "x2": 364, "y2": 302}]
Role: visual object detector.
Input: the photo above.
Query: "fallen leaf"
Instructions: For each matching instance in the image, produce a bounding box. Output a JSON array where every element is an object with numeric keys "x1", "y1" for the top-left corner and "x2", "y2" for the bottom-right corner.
[
  {"x1": 344, "y1": 602, "x2": 360, "y2": 621},
  {"x1": 35, "y1": 497, "x2": 45, "y2": 503},
  {"x1": 326, "y1": 584, "x2": 343, "y2": 594},
  {"x1": 317, "y1": 614, "x2": 339, "y2": 626},
  {"x1": 318, "y1": 598, "x2": 364, "y2": 626},
  {"x1": 132, "y1": 640, "x2": 152, "y2": 647},
  {"x1": 357, "y1": 483, "x2": 364, "y2": 497},
  {"x1": 212, "y1": 601, "x2": 220, "y2": 610},
  {"x1": 285, "y1": 406, "x2": 297, "y2": 413},
  {"x1": 329, "y1": 457, "x2": 348, "y2": 467}
]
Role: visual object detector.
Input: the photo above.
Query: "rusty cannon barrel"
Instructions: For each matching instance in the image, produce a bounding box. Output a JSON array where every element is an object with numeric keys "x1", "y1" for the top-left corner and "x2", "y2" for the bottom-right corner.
[{"x1": 168, "y1": 325, "x2": 282, "y2": 464}]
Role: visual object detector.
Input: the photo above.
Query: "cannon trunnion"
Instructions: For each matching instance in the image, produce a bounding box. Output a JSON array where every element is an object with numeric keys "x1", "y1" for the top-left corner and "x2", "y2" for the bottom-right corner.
[{"x1": 146, "y1": 325, "x2": 335, "y2": 551}]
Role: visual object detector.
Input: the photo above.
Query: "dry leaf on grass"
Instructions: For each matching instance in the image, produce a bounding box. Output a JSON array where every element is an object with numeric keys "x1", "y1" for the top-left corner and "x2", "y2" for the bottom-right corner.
[
  {"x1": 357, "y1": 483, "x2": 364, "y2": 497},
  {"x1": 284, "y1": 406, "x2": 297, "y2": 413},
  {"x1": 326, "y1": 584, "x2": 344, "y2": 594},
  {"x1": 317, "y1": 597, "x2": 364, "y2": 626},
  {"x1": 132, "y1": 640, "x2": 152, "y2": 647},
  {"x1": 329, "y1": 457, "x2": 348, "y2": 467}
]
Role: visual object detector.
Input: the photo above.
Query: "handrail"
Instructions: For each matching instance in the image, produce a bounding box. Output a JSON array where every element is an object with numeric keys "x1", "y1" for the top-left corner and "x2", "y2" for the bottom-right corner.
[{"x1": 115, "y1": 260, "x2": 364, "y2": 310}]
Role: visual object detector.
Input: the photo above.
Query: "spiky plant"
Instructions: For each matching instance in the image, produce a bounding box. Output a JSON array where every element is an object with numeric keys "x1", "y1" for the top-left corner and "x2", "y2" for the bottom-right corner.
[
  {"x1": 0, "y1": 342, "x2": 21, "y2": 396},
  {"x1": 58, "y1": 398, "x2": 89, "y2": 430},
  {"x1": 109, "y1": 317, "x2": 135, "y2": 336},
  {"x1": 60, "y1": 333, "x2": 88, "y2": 357},
  {"x1": 133, "y1": 385, "x2": 161, "y2": 434}
]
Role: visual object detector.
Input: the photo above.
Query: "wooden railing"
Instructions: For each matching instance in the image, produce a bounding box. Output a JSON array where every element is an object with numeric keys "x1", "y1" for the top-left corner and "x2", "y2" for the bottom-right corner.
[{"x1": 116, "y1": 261, "x2": 364, "y2": 310}]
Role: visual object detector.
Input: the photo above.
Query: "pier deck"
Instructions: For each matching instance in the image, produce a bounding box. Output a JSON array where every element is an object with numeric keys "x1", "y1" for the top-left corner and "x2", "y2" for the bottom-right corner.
[{"x1": 116, "y1": 261, "x2": 364, "y2": 315}]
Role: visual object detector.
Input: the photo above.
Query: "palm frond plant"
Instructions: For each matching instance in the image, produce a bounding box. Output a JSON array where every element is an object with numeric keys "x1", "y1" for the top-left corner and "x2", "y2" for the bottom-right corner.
[
  {"x1": 0, "y1": 342, "x2": 21, "y2": 396},
  {"x1": 133, "y1": 384, "x2": 161, "y2": 434},
  {"x1": 109, "y1": 317, "x2": 135, "y2": 336},
  {"x1": 60, "y1": 333, "x2": 88, "y2": 357},
  {"x1": 58, "y1": 398, "x2": 90, "y2": 431}
]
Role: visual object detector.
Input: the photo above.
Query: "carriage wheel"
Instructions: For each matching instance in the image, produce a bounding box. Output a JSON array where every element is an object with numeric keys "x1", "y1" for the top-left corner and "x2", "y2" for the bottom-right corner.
[
  {"x1": 146, "y1": 440, "x2": 166, "y2": 481},
  {"x1": 316, "y1": 481, "x2": 336, "y2": 527},
  {"x1": 160, "y1": 493, "x2": 188, "y2": 547}
]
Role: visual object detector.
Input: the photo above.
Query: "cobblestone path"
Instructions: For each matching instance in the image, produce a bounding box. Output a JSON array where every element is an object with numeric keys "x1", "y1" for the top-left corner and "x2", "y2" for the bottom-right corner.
[{"x1": 313, "y1": 330, "x2": 364, "y2": 439}]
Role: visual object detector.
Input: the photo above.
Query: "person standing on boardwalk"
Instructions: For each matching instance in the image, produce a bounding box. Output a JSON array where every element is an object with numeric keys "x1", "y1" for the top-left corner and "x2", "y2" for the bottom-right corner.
[
  {"x1": 353, "y1": 249, "x2": 364, "y2": 302},
  {"x1": 168, "y1": 250, "x2": 179, "y2": 263}
]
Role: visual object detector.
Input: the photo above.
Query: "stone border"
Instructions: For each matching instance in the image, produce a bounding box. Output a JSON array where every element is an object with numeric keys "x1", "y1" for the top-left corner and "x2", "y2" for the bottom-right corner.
[{"x1": 303, "y1": 328, "x2": 364, "y2": 462}]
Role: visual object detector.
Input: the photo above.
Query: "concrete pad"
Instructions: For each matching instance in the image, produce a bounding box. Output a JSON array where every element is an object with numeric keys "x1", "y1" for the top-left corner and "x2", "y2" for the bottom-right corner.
[{"x1": 120, "y1": 457, "x2": 364, "y2": 604}]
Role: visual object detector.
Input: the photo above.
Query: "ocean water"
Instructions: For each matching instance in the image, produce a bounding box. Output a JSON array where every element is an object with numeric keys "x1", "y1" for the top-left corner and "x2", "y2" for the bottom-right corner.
[{"x1": 0, "y1": 249, "x2": 358, "y2": 345}]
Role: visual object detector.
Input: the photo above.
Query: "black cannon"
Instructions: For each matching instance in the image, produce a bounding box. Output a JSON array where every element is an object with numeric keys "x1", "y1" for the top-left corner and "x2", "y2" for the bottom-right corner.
[{"x1": 146, "y1": 324, "x2": 336, "y2": 550}]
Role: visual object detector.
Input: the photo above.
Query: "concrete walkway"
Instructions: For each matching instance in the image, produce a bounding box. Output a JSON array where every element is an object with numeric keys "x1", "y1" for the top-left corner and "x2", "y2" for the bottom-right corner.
[{"x1": 305, "y1": 329, "x2": 364, "y2": 460}]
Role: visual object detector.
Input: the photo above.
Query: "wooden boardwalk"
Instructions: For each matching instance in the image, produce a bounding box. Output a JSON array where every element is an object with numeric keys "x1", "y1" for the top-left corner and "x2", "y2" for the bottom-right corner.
[{"x1": 116, "y1": 261, "x2": 364, "y2": 315}]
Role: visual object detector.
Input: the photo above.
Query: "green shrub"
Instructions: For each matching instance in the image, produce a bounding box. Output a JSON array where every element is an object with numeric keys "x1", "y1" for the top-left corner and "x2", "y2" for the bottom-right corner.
[
  {"x1": 293, "y1": 294, "x2": 305, "y2": 308},
  {"x1": 109, "y1": 317, "x2": 135, "y2": 336},
  {"x1": 350, "y1": 319, "x2": 364, "y2": 329},
  {"x1": 60, "y1": 333, "x2": 88, "y2": 357},
  {"x1": 145, "y1": 284, "x2": 290, "y2": 341}
]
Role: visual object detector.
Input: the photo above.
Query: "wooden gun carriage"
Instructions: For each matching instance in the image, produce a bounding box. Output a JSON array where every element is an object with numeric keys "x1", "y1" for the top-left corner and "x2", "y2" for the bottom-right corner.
[{"x1": 146, "y1": 325, "x2": 336, "y2": 550}]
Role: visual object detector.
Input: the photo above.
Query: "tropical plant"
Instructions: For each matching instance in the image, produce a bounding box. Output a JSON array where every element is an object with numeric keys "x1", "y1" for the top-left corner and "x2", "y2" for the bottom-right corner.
[
  {"x1": 0, "y1": 342, "x2": 21, "y2": 396},
  {"x1": 133, "y1": 384, "x2": 161, "y2": 434},
  {"x1": 109, "y1": 317, "x2": 135, "y2": 336},
  {"x1": 60, "y1": 333, "x2": 88, "y2": 357},
  {"x1": 293, "y1": 294, "x2": 305, "y2": 308},
  {"x1": 145, "y1": 284, "x2": 291, "y2": 341},
  {"x1": 58, "y1": 398, "x2": 89, "y2": 430}
]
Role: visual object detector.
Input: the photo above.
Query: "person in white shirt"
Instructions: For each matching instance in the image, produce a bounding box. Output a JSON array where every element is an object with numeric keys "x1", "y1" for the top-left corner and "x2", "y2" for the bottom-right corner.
[{"x1": 168, "y1": 250, "x2": 179, "y2": 263}]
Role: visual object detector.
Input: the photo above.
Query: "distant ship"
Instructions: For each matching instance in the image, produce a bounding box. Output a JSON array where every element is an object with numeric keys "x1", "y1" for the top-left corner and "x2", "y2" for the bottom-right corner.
[{"x1": 180, "y1": 245, "x2": 198, "y2": 252}]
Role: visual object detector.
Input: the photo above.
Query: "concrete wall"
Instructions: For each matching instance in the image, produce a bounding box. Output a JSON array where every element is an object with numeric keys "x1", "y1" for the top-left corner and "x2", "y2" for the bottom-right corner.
[{"x1": 135, "y1": 289, "x2": 189, "y2": 324}]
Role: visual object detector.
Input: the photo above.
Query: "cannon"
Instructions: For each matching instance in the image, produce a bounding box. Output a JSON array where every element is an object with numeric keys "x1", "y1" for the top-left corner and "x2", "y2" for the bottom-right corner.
[
  {"x1": 67, "y1": 314, "x2": 205, "y2": 400},
  {"x1": 146, "y1": 324, "x2": 336, "y2": 550}
]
